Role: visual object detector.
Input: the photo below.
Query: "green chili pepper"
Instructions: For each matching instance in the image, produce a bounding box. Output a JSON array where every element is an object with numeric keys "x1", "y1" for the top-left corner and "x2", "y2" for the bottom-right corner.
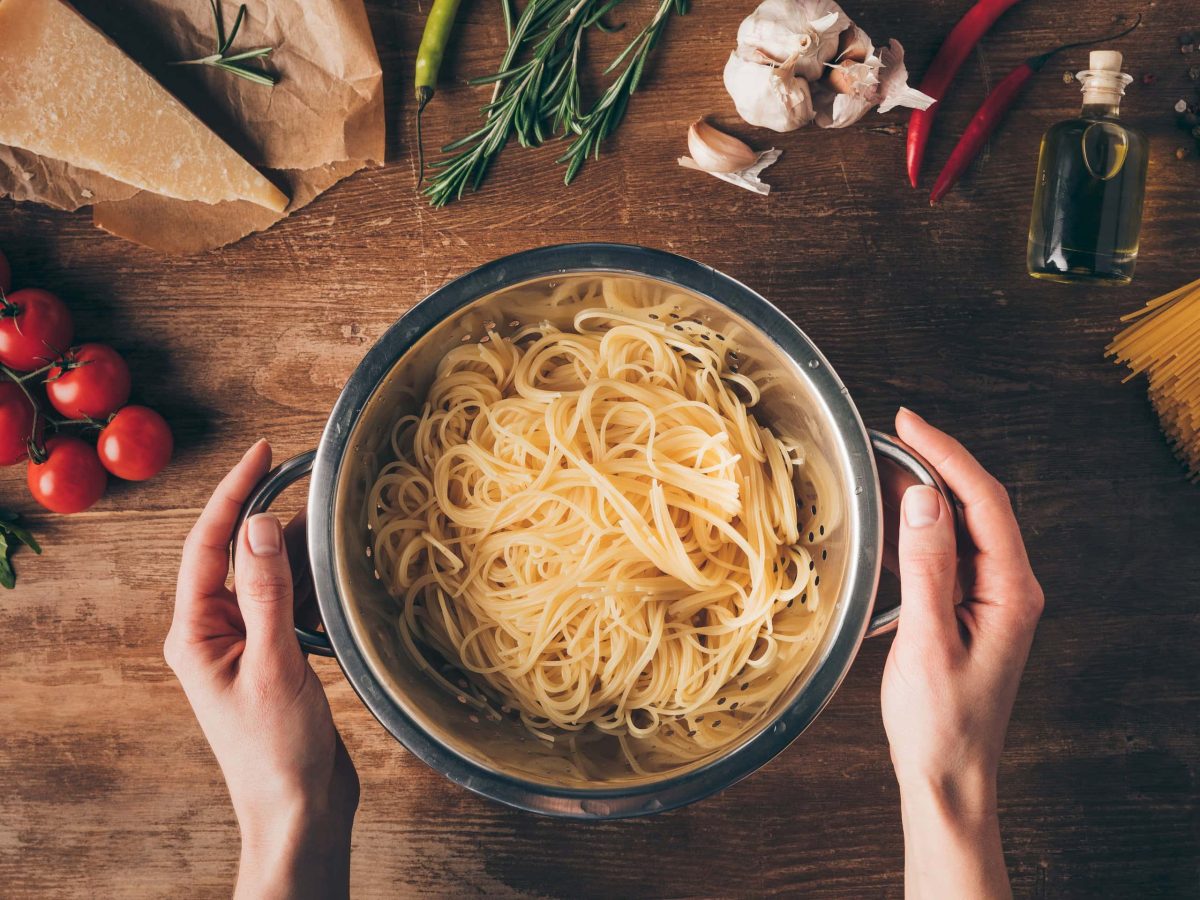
[{"x1": 414, "y1": 0, "x2": 465, "y2": 187}]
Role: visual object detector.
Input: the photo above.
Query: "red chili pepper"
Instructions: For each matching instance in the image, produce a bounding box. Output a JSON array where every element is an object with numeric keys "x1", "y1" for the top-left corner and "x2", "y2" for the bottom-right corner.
[
  {"x1": 907, "y1": 0, "x2": 1026, "y2": 188},
  {"x1": 928, "y1": 17, "x2": 1143, "y2": 205}
]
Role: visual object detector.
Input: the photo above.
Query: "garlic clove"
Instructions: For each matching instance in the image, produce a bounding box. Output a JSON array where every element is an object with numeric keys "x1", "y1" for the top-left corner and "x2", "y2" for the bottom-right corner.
[
  {"x1": 836, "y1": 23, "x2": 872, "y2": 63},
  {"x1": 686, "y1": 119, "x2": 759, "y2": 173}
]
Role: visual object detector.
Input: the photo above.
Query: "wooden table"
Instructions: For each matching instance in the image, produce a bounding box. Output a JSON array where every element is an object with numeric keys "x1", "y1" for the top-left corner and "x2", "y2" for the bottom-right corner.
[{"x1": 2, "y1": 1, "x2": 1197, "y2": 896}]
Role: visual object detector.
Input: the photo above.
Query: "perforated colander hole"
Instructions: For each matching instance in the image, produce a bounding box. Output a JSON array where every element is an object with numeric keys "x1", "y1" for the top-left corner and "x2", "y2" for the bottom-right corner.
[
  {"x1": 669, "y1": 312, "x2": 680, "y2": 319},
  {"x1": 821, "y1": 549, "x2": 828, "y2": 560},
  {"x1": 715, "y1": 333, "x2": 726, "y2": 341},
  {"x1": 469, "y1": 714, "x2": 480, "y2": 724},
  {"x1": 717, "y1": 697, "x2": 726, "y2": 705},
  {"x1": 460, "y1": 334, "x2": 471, "y2": 343}
]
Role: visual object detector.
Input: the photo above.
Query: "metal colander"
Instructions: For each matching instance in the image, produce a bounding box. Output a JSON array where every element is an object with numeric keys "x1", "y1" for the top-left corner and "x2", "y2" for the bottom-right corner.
[{"x1": 242, "y1": 244, "x2": 951, "y2": 818}]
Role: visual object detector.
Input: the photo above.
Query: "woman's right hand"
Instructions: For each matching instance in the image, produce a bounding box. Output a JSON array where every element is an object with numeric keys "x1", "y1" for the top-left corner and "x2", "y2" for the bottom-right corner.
[{"x1": 882, "y1": 408, "x2": 1044, "y2": 899}]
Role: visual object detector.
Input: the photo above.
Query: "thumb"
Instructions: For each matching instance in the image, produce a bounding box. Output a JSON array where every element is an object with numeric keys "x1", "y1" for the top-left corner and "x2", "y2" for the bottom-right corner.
[
  {"x1": 897, "y1": 485, "x2": 960, "y2": 651},
  {"x1": 235, "y1": 513, "x2": 305, "y2": 667}
]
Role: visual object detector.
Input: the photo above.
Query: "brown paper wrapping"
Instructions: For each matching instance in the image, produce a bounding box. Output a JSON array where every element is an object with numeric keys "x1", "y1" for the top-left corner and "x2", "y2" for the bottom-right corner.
[{"x1": 0, "y1": 0, "x2": 385, "y2": 253}]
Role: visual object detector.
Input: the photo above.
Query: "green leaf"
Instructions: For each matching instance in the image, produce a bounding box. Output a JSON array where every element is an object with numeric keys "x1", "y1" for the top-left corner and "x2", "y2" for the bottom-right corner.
[{"x1": 0, "y1": 510, "x2": 42, "y2": 590}]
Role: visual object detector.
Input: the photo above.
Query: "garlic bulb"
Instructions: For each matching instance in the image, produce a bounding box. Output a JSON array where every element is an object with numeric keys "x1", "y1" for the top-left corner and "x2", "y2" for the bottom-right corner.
[
  {"x1": 725, "y1": 0, "x2": 932, "y2": 133},
  {"x1": 736, "y1": 0, "x2": 849, "y2": 81},
  {"x1": 685, "y1": 119, "x2": 759, "y2": 173},
  {"x1": 723, "y1": 50, "x2": 815, "y2": 132}
]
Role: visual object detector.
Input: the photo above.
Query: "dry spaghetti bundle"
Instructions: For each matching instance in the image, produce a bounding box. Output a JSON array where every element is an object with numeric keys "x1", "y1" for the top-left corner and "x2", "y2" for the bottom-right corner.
[
  {"x1": 366, "y1": 279, "x2": 837, "y2": 767},
  {"x1": 1107, "y1": 276, "x2": 1200, "y2": 481}
]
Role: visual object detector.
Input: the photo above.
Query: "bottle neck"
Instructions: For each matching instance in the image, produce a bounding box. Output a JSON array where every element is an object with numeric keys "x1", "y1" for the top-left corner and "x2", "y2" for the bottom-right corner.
[
  {"x1": 1081, "y1": 100, "x2": 1120, "y2": 118},
  {"x1": 1076, "y1": 67, "x2": 1131, "y2": 119}
]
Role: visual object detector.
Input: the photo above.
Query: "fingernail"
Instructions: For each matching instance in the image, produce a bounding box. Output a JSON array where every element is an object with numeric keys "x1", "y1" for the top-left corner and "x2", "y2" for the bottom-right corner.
[
  {"x1": 243, "y1": 438, "x2": 269, "y2": 460},
  {"x1": 904, "y1": 485, "x2": 942, "y2": 528},
  {"x1": 898, "y1": 406, "x2": 925, "y2": 424},
  {"x1": 248, "y1": 514, "x2": 282, "y2": 557}
]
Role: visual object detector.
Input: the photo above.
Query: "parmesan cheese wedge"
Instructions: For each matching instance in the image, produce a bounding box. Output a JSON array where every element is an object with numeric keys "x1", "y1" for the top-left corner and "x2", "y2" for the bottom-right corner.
[{"x1": 0, "y1": 0, "x2": 289, "y2": 213}]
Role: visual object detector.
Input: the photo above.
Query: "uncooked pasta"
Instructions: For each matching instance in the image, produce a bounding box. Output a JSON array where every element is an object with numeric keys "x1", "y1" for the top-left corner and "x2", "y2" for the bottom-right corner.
[
  {"x1": 367, "y1": 278, "x2": 837, "y2": 767},
  {"x1": 1108, "y1": 276, "x2": 1200, "y2": 482}
]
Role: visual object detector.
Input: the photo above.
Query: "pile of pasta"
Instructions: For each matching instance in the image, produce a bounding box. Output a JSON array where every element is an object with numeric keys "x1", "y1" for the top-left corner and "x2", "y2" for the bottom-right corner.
[
  {"x1": 367, "y1": 285, "x2": 835, "y2": 767},
  {"x1": 1108, "y1": 276, "x2": 1200, "y2": 482}
]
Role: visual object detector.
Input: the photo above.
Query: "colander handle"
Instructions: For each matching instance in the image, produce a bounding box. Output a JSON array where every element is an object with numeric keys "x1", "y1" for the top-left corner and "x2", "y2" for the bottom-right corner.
[
  {"x1": 865, "y1": 430, "x2": 958, "y2": 639},
  {"x1": 234, "y1": 449, "x2": 335, "y2": 657}
]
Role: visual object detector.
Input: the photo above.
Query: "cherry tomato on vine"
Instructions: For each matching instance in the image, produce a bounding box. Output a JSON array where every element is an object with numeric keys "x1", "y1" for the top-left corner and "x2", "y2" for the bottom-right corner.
[
  {"x1": 46, "y1": 343, "x2": 131, "y2": 420},
  {"x1": 0, "y1": 380, "x2": 38, "y2": 466},
  {"x1": 27, "y1": 435, "x2": 107, "y2": 514},
  {"x1": 0, "y1": 288, "x2": 73, "y2": 373},
  {"x1": 97, "y1": 406, "x2": 173, "y2": 481},
  {"x1": 0, "y1": 249, "x2": 10, "y2": 294}
]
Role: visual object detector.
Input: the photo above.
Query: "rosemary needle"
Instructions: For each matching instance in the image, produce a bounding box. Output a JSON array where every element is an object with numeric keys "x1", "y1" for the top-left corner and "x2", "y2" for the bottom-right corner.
[
  {"x1": 424, "y1": 0, "x2": 688, "y2": 207},
  {"x1": 172, "y1": 1, "x2": 278, "y2": 87}
]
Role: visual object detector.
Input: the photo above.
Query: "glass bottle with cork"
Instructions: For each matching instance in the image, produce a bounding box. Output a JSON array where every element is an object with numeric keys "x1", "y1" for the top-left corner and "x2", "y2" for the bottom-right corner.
[{"x1": 1027, "y1": 50, "x2": 1149, "y2": 284}]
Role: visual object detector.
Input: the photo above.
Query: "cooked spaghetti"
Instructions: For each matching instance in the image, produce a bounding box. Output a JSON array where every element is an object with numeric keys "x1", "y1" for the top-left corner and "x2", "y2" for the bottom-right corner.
[
  {"x1": 367, "y1": 278, "x2": 836, "y2": 766},
  {"x1": 1108, "y1": 275, "x2": 1200, "y2": 482}
]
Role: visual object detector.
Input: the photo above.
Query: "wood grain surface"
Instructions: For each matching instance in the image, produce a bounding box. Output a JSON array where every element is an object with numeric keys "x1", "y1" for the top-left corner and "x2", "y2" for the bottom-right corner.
[{"x1": 2, "y1": 1, "x2": 1198, "y2": 897}]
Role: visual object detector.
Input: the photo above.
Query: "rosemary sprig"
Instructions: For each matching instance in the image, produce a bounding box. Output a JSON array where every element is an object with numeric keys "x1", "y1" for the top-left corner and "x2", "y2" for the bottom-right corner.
[
  {"x1": 172, "y1": 1, "x2": 277, "y2": 87},
  {"x1": 557, "y1": 0, "x2": 684, "y2": 184},
  {"x1": 424, "y1": 0, "x2": 687, "y2": 207}
]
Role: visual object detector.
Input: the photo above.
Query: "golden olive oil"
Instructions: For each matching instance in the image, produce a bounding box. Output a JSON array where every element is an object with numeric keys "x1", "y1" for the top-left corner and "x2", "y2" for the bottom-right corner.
[{"x1": 1027, "y1": 50, "x2": 1149, "y2": 284}]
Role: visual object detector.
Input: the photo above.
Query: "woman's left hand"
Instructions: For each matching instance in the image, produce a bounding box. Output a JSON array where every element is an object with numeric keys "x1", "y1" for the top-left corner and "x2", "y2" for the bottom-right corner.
[{"x1": 165, "y1": 440, "x2": 358, "y2": 900}]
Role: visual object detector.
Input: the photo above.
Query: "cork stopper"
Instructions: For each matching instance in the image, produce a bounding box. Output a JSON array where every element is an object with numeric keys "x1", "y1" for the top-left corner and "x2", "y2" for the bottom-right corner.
[
  {"x1": 1077, "y1": 49, "x2": 1131, "y2": 107},
  {"x1": 1089, "y1": 50, "x2": 1123, "y2": 72}
]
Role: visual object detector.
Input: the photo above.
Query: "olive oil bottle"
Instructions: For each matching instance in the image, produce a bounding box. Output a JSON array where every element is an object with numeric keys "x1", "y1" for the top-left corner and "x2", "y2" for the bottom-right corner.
[{"x1": 1027, "y1": 50, "x2": 1149, "y2": 284}]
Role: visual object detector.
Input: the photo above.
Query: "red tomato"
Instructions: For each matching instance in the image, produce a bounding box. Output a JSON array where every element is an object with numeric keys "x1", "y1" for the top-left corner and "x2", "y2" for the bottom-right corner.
[
  {"x1": 27, "y1": 435, "x2": 107, "y2": 514},
  {"x1": 97, "y1": 406, "x2": 173, "y2": 481},
  {"x1": 0, "y1": 380, "x2": 38, "y2": 465},
  {"x1": 0, "y1": 249, "x2": 10, "y2": 294},
  {"x1": 46, "y1": 343, "x2": 131, "y2": 420},
  {"x1": 0, "y1": 288, "x2": 73, "y2": 372}
]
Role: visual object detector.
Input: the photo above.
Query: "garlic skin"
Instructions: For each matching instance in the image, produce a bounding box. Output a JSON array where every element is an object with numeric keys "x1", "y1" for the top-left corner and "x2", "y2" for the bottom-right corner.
[
  {"x1": 723, "y1": 50, "x2": 815, "y2": 133},
  {"x1": 736, "y1": 0, "x2": 849, "y2": 81},
  {"x1": 686, "y1": 119, "x2": 759, "y2": 173},
  {"x1": 679, "y1": 146, "x2": 783, "y2": 196},
  {"x1": 874, "y1": 41, "x2": 932, "y2": 114}
]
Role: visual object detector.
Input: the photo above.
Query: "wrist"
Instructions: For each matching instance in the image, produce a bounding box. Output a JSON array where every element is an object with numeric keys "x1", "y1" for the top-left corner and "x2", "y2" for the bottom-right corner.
[
  {"x1": 236, "y1": 797, "x2": 355, "y2": 900},
  {"x1": 897, "y1": 765, "x2": 998, "y2": 828}
]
